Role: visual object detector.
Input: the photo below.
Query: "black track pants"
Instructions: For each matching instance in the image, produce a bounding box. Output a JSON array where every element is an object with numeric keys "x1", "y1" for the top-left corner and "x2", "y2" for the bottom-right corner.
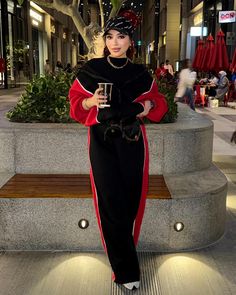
[{"x1": 89, "y1": 126, "x2": 145, "y2": 284}]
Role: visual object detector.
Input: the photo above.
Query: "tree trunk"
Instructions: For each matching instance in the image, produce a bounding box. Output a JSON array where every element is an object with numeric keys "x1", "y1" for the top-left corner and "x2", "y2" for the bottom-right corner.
[{"x1": 21, "y1": 0, "x2": 125, "y2": 59}]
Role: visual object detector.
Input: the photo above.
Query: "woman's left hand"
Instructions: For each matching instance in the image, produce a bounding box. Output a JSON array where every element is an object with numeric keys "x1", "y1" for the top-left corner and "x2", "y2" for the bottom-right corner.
[{"x1": 137, "y1": 100, "x2": 153, "y2": 118}]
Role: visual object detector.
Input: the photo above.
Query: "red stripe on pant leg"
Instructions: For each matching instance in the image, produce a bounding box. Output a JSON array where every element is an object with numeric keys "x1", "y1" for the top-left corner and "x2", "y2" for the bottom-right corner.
[
  {"x1": 88, "y1": 129, "x2": 107, "y2": 252},
  {"x1": 133, "y1": 125, "x2": 149, "y2": 245}
]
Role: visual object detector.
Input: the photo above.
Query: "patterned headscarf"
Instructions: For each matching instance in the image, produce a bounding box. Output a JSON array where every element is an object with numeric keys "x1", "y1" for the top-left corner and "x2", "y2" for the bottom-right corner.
[
  {"x1": 103, "y1": 16, "x2": 134, "y2": 37},
  {"x1": 219, "y1": 70, "x2": 227, "y2": 77}
]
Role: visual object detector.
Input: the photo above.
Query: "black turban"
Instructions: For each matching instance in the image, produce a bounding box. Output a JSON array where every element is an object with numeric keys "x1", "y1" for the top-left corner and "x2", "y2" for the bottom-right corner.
[{"x1": 103, "y1": 16, "x2": 134, "y2": 37}]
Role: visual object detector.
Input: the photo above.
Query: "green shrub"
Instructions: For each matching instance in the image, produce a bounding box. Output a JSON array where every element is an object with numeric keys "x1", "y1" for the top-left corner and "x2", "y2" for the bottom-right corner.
[
  {"x1": 158, "y1": 78, "x2": 178, "y2": 123},
  {"x1": 6, "y1": 72, "x2": 178, "y2": 124},
  {"x1": 6, "y1": 72, "x2": 75, "y2": 123}
]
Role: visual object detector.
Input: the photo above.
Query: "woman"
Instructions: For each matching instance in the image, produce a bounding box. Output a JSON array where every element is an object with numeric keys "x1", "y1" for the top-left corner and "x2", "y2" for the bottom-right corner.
[
  {"x1": 175, "y1": 59, "x2": 196, "y2": 110},
  {"x1": 215, "y1": 70, "x2": 229, "y2": 101},
  {"x1": 69, "y1": 16, "x2": 168, "y2": 291},
  {"x1": 54, "y1": 61, "x2": 63, "y2": 74},
  {"x1": 155, "y1": 62, "x2": 167, "y2": 80}
]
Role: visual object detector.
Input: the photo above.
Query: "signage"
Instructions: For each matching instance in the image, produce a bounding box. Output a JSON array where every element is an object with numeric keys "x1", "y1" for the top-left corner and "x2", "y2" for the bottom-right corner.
[
  {"x1": 219, "y1": 11, "x2": 236, "y2": 23},
  {"x1": 190, "y1": 27, "x2": 207, "y2": 37}
]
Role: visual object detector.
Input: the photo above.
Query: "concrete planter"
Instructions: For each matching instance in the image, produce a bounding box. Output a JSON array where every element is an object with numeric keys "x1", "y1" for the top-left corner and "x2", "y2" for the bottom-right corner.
[
  {"x1": 0, "y1": 103, "x2": 227, "y2": 251},
  {"x1": 0, "y1": 104, "x2": 213, "y2": 175}
]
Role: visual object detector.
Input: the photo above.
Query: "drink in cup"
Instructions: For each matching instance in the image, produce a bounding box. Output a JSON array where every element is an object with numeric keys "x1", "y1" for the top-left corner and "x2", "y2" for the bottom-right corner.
[{"x1": 98, "y1": 83, "x2": 113, "y2": 107}]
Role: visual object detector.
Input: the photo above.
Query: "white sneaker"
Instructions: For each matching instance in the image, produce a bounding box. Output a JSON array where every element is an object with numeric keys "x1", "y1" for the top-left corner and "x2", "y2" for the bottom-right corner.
[{"x1": 123, "y1": 281, "x2": 140, "y2": 290}]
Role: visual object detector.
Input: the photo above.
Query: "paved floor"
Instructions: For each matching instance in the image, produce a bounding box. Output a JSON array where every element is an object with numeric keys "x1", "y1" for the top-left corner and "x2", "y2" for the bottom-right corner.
[
  {"x1": 0, "y1": 90, "x2": 236, "y2": 294},
  {"x1": 197, "y1": 105, "x2": 236, "y2": 156}
]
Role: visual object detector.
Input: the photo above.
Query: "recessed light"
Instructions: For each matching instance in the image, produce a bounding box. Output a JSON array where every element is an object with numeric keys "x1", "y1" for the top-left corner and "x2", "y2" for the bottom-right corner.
[
  {"x1": 78, "y1": 219, "x2": 89, "y2": 229},
  {"x1": 174, "y1": 222, "x2": 184, "y2": 232}
]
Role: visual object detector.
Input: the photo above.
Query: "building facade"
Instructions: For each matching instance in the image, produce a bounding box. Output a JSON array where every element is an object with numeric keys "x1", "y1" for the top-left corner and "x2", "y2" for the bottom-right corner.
[
  {"x1": 141, "y1": 0, "x2": 159, "y2": 69},
  {"x1": 0, "y1": 0, "x2": 81, "y2": 89},
  {"x1": 157, "y1": 0, "x2": 236, "y2": 71},
  {"x1": 181, "y1": 0, "x2": 236, "y2": 63},
  {"x1": 157, "y1": 0, "x2": 181, "y2": 71}
]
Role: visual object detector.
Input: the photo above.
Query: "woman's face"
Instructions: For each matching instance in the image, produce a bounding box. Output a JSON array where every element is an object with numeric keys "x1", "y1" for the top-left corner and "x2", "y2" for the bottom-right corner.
[{"x1": 105, "y1": 29, "x2": 131, "y2": 58}]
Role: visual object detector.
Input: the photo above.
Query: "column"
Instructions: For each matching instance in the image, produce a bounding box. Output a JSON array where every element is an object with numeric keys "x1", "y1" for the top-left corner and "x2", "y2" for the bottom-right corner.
[
  {"x1": 57, "y1": 24, "x2": 63, "y2": 62},
  {"x1": 179, "y1": 0, "x2": 188, "y2": 61},
  {"x1": 67, "y1": 31, "x2": 72, "y2": 64},
  {"x1": 44, "y1": 14, "x2": 52, "y2": 69},
  {"x1": 166, "y1": 0, "x2": 181, "y2": 65}
]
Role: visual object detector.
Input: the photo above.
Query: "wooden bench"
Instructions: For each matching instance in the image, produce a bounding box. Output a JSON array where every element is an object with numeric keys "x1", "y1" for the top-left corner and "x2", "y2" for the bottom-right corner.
[{"x1": 0, "y1": 174, "x2": 171, "y2": 199}]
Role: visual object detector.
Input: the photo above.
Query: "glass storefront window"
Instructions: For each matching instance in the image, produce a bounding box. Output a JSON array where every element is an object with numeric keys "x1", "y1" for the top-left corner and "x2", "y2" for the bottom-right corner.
[
  {"x1": 0, "y1": 10, "x2": 4, "y2": 88},
  {"x1": 5, "y1": 0, "x2": 29, "y2": 87}
]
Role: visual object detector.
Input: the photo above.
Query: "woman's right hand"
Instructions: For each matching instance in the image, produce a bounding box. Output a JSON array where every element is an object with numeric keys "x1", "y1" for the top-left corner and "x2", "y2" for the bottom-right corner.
[{"x1": 82, "y1": 87, "x2": 107, "y2": 110}]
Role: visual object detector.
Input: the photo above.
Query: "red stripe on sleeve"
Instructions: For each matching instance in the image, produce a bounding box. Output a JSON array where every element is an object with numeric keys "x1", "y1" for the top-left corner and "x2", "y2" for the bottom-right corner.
[
  {"x1": 134, "y1": 80, "x2": 168, "y2": 122},
  {"x1": 68, "y1": 79, "x2": 100, "y2": 126}
]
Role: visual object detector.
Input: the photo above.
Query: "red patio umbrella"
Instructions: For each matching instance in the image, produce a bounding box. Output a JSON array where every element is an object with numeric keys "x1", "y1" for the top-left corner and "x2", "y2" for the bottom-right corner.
[
  {"x1": 209, "y1": 29, "x2": 229, "y2": 72},
  {"x1": 229, "y1": 48, "x2": 236, "y2": 72},
  {"x1": 200, "y1": 34, "x2": 215, "y2": 72},
  {"x1": 192, "y1": 39, "x2": 205, "y2": 70}
]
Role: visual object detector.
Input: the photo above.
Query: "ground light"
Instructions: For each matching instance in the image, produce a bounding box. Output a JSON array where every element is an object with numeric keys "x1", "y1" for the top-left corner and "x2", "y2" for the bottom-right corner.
[
  {"x1": 78, "y1": 219, "x2": 89, "y2": 229},
  {"x1": 174, "y1": 222, "x2": 184, "y2": 232}
]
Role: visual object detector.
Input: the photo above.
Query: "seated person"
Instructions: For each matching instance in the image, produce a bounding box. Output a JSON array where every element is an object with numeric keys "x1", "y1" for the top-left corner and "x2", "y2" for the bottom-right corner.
[
  {"x1": 232, "y1": 71, "x2": 236, "y2": 90},
  {"x1": 215, "y1": 71, "x2": 229, "y2": 101},
  {"x1": 206, "y1": 75, "x2": 219, "y2": 97}
]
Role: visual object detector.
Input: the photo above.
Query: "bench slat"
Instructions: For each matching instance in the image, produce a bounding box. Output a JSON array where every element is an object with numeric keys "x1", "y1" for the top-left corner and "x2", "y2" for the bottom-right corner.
[{"x1": 0, "y1": 174, "x2": 171, "y2": 199}]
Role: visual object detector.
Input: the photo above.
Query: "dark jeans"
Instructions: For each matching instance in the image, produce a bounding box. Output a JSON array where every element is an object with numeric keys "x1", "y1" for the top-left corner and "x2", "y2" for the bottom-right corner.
[{"x1": 184, "y1": 88, "x2": 195, "y2": 111}]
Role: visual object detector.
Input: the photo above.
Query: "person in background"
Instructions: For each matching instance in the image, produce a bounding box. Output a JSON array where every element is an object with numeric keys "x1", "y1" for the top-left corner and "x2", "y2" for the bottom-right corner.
[
  {"x1": 155, "y1": 62, "x2": 167, "y2": 80},
  {"x1": 231, "y1": 71, "x2": 236, "y2": 90},
  {"x1": 205, "y1": 72, "x2": 219, "y2": 97},
  {"x1": 174, "y1": 59, "x2": 196, "y2": 111},
  {"x1": 44, "y1": 59, "x2": 51, "y2": 75},
  {"x1": 164, "y1": 59, "x2": 174, "y2": 76},
  {"x1": 54, "y1": 61, "x2": 63, "y2": 74},
  {"x1": 64, "y1": 63, "x2": 73, "y2": 73},
  {"x1": 231, "y1": 131, "x2": 236, "y2": 143},
  {"x1": 215, "y1": 71, "x2": 229, "y2": 102}
]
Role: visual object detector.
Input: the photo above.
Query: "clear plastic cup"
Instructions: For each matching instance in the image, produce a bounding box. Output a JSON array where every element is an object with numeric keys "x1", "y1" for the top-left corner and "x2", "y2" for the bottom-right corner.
[{"x1": 98, "y1": 82, "x2": 113, "y2": 107}]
